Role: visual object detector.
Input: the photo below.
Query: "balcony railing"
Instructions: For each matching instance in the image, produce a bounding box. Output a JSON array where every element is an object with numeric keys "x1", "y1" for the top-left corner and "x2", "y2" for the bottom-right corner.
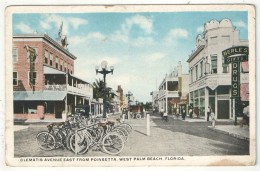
[
  {"x1": 158, "y1": 90, "x2": 179, "y2": 99},
  {"x1": 44, "y1": 84, "x2": 93, "y2": 97}
]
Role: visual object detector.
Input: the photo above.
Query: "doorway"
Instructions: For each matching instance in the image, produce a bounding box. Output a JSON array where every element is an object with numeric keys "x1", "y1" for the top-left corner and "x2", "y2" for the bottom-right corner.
[{"x1": 217, "y1": 100, "x2": 230, "y2": 119}]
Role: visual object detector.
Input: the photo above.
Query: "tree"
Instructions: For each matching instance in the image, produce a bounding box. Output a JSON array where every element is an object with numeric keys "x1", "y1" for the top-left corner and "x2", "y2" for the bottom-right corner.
[{"x1": 92, "y1": 79, "x2": 104, "y2": 100}]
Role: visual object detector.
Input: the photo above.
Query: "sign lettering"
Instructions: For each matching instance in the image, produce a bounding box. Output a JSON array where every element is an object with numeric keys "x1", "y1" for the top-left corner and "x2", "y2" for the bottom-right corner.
[{"x1": 231, "y1": 62, "x2": 240, "y2": 97}]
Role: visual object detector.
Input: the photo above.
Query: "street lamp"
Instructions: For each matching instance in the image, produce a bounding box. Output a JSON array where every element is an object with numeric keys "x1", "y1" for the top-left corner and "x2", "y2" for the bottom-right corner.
[{"x1": 95, "y1": 60, "x2": 114, "y2": 118}]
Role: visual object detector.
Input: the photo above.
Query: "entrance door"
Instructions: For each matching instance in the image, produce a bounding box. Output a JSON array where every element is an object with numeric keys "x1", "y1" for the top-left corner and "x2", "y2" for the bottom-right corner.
[{"x1": 217, "y1": 100, "x2": 229, "y2": 119}]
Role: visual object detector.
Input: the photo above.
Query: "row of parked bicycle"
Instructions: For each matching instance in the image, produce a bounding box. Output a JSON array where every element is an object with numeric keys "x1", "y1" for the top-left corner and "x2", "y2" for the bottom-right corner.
[{"x1": 36, "y1": 113, "x2": 132, "y2": 155}]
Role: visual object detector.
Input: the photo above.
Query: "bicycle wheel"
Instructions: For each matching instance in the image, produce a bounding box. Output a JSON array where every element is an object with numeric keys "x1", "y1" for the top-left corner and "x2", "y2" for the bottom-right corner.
[
  {"x1": 112, "y1": 127, "x2": 129, "y2": 142},
  {"x1": 102, "y1": 132, "x2": 124, "y2": 155},
  {"x1": 36, "y1": 131, "x2": 56, "y2": 151},
  {"x1": 70, "y1": 131, "x2": 90, "y2": 155},
  {"x1": 136, "y1": 114, "x2": 141, "y2": 119},
  {"x1": 119, "y1": 123, "x2": 132, "y2": 134}
]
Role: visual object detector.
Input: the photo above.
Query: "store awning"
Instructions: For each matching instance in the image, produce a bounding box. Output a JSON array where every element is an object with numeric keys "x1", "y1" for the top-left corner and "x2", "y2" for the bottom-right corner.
[{"x1": 13, "y1": 91, "x2": 66, "y2": 101}]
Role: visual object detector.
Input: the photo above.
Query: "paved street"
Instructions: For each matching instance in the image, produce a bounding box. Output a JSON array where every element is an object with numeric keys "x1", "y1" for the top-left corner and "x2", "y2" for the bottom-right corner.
[{"x1": 14, "y1": 113, "x2": 249, "y2": 157}]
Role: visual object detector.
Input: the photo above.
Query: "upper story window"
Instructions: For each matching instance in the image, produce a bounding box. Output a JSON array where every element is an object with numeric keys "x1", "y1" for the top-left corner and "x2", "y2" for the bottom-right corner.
[
  {"x1": 211, "y1": 55, "x2": 217, "y2": 74},
  {"x1": 29, "y1": 71, "x2": 37, "y2": 86},
  {"x1": 209, "y1": 36, "x2": 217, "y2": 45},
  {"x1": 200, "y1": 61, "x2": 203, "y2": 78},
  {"x1": 55, "y1": 57, "x2": 59, "y2": 69},
  {"x1": 60, "y1": 59, "x2": 63, "y2": 71},
  {"x1": 27, "y1": 48, "x2": 38, "y2": 63},
  {"x1": 222, "y1": 56, "x2": 229, "y2": 73},
  {"x1": 44, "y1": 50, "x2": 49, "y2": 64},
  {"x1": 50, "y1": 53, "x2": 53, "y2": 66},
  {"x1": 13, "y1": 72, "x2": 18, "y2": 86},
  {"x1": 64, "y1": 62, "x2": 67, "y2": 73},
  {"x1": 12, "y1": 48, "x2": 18, "y2": 63},
  {"x1": 190, "y1": 68, "x2": 193, "y2": 83},
  {"x1": 195, "y1": 65, "x2": 198, "y2": 80}
]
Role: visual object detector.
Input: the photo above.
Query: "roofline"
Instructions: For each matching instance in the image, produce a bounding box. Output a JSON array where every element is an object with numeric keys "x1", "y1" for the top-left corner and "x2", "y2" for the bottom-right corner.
[
  {"x1": 187, "y1": 45, "x2": 205, "y2": 63},
  {"x1": 13, "y1": 34, "x2": 77, "y2": 60}
]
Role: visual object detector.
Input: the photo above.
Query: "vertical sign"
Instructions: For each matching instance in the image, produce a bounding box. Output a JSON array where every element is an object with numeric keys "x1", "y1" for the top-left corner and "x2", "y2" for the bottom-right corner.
[
  {"x1": 24, "y1": 45, "x2": 37, "y2": 88},
  {"x1": 231, "y1": 62, "x2": 240, "y2": 97}
]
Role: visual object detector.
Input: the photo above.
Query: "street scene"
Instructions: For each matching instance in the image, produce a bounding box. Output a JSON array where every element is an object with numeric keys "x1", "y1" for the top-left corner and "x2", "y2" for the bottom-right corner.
[
  {"x1": 8, "y1": 5, "x2": 254, "y2": 166},
  {"x1": 14, "y1": 113, "x2": 249, "y2": 157}
]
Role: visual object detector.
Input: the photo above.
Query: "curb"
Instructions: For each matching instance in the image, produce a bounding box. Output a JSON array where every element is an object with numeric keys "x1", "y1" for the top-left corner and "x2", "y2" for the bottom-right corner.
[{"x1": 207, "y1": 126, "x2": 249, "y2": 142}]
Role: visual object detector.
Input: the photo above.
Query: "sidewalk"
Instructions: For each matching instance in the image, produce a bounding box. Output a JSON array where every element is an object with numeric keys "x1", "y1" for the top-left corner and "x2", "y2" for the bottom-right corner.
[{"x1": 208, "y1": 125, "x2": 249, "y2": 141}]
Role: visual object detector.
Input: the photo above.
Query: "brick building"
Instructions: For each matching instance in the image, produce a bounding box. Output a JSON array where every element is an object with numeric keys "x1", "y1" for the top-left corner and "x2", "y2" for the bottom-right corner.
[{"x1": 13, "y1": 30, "x2": 93, "y2": 120}]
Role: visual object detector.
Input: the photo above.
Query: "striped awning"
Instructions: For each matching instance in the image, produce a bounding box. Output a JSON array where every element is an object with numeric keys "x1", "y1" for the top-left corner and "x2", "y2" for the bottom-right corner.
[{"x1": 13, "y1": 91, "x2": 66, "y2": 101}]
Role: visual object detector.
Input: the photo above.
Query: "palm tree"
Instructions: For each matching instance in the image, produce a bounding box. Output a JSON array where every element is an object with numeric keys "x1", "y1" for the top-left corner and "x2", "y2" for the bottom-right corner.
[{"x1": 93, "y1": 79, "x2": 105, "y2": 100}]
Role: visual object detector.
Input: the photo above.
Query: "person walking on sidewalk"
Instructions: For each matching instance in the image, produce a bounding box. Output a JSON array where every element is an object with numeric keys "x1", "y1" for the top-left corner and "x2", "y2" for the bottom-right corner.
[
  {"x1": 211, "y1": 110, "x2": 216, "y2": 128},
  {"x1": 160, "y1": 107, "x2": 164, "y2": 118},
  {"x1": 207, "y1": 106, "x2": 211, "y2": 122}
]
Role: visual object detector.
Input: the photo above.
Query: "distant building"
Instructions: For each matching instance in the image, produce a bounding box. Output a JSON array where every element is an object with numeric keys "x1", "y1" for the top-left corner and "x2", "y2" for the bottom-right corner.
[
  {"x1": 156, "y1": 61, "x2": 189, "y2": 114},
  {"x1": 187, "y1": 19, "x2": 249, "y2": 120},
  {"x1": 13, "y1": 27, "x2": 93, "y2": 120}
]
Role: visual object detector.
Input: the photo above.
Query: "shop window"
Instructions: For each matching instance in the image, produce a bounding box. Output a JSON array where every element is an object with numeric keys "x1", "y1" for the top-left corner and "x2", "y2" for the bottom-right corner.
[
  {"x1": 199, "y1": 88, "x2": 205, "y2": 96},
  {"x1": 45, "y1": 102, "x2": 55, "y2": 114},
  {"x1": 13, "y1": 72, "x2": 18, "y2": 86},
  {"x1": 209, "y1": 89, "x2": 215, "y2": 95},
  {"x1": 211, "y1": 55, "x2": 217, "y2": 74},
  {"x1": 12, "y1": 48, "x2": 18, "y2": 63},
  {"x1": 14, "y1": 102, "x2": 24, "y2": 113},
  {"x1": 29, "y1": 71, "x2": 37, "y2": 86},
  {"x1": 217, "y1": 86, "x2": 229, "y2": 95}
]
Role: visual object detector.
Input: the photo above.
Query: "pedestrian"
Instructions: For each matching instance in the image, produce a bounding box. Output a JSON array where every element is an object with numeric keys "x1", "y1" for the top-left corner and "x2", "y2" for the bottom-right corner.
[
  {"x1": 211, "y1": 110, "x2": 216, "y2": 128},
  {"x1": 163, "y1": 112, "x2": 168, "y2": 122},
  {"x1": 176, "y1": 107, "x2": 179, "y2": 119},
  {"x1": 189, "y1": 108, "x2": 193, "y2": 118},
  {"x1": 182, "y1": 107, "x2": 186, "y2": 120},
  {"x1": 160, "y1": 107, "x2": 164, "y2": 118},
  {"x1": 207, "y1": 106, "x2": 211, "y2": 122}
]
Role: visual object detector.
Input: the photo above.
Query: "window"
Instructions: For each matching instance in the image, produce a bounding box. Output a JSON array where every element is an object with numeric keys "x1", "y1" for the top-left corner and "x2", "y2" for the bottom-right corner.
[
  {"x1": 190, "y1": 68, "x2": 193, "y2": 83},
  {"x1": 50, "y1": 53, "x2": 53, "y2": 66},
  {"x1": 29, "y1": 71, "x2": 37, "y2": 86},
  {"x1": 12, "y1": 48, "x2": 18, "y2": 63},
  {"x1": 200, "y1": 61, "x2": 203, "y2": 78},
  {"x1": 44, "y1": 50, "x2": 49, "y2": 64},
  {"x1": 13, "y1": 72, "x2": 18, "y2": 85},
  {"x1": 64, "y1": 62, "x2": 67, "y2": 73},
  {"x1": 211, "y1": 55, "x2": 217, "y2": 74},
  {"x1": 60, "y1": 60, "x2": 63, "y2": 71},
  {"x1": 55, "y1": 57, "x2": 59, "y2": 69},
  {"x1": 222, "y1": 56, "x2": 228, "y2": 73},
  {"x1": 195, "y1": 65, "x2": 198, "y2": 80}
]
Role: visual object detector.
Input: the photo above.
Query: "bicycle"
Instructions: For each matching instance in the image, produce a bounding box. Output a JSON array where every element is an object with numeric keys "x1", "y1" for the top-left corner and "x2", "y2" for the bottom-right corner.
[{"x1": 69, "y1": 122, "x2": 125, "y2": 155}]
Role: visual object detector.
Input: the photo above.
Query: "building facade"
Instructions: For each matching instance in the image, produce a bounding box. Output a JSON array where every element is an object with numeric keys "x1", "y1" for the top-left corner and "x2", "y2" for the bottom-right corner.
[
  {"x1": 157, "y1": 62, "x2": 189, "y2": 114},
  {"x1": 13, "y1": 32, "x2": 94, "y2": 120},
  {"x1": 187, "y1": 19, "x2": 249, "y2": 120}
]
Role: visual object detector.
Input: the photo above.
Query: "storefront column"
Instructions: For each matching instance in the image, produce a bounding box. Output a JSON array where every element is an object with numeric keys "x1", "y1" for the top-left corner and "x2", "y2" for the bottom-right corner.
[
  {"x1": 205, "y1": 88, "x2": 209, "y2": 121},
  {"x1": 166, "y1": 97, "x2": 168, "y2": 114}
]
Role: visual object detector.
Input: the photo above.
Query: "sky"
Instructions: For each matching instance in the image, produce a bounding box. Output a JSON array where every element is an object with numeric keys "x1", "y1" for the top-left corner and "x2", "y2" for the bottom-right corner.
[{"x1": 12, "y1": 11, "x2": 248, "y2": 103}]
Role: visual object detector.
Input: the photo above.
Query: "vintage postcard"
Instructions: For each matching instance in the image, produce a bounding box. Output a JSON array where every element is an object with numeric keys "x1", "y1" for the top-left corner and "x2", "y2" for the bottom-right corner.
[{"x1": 5, "y1": 5, "x2": 256, "y2": 166}]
